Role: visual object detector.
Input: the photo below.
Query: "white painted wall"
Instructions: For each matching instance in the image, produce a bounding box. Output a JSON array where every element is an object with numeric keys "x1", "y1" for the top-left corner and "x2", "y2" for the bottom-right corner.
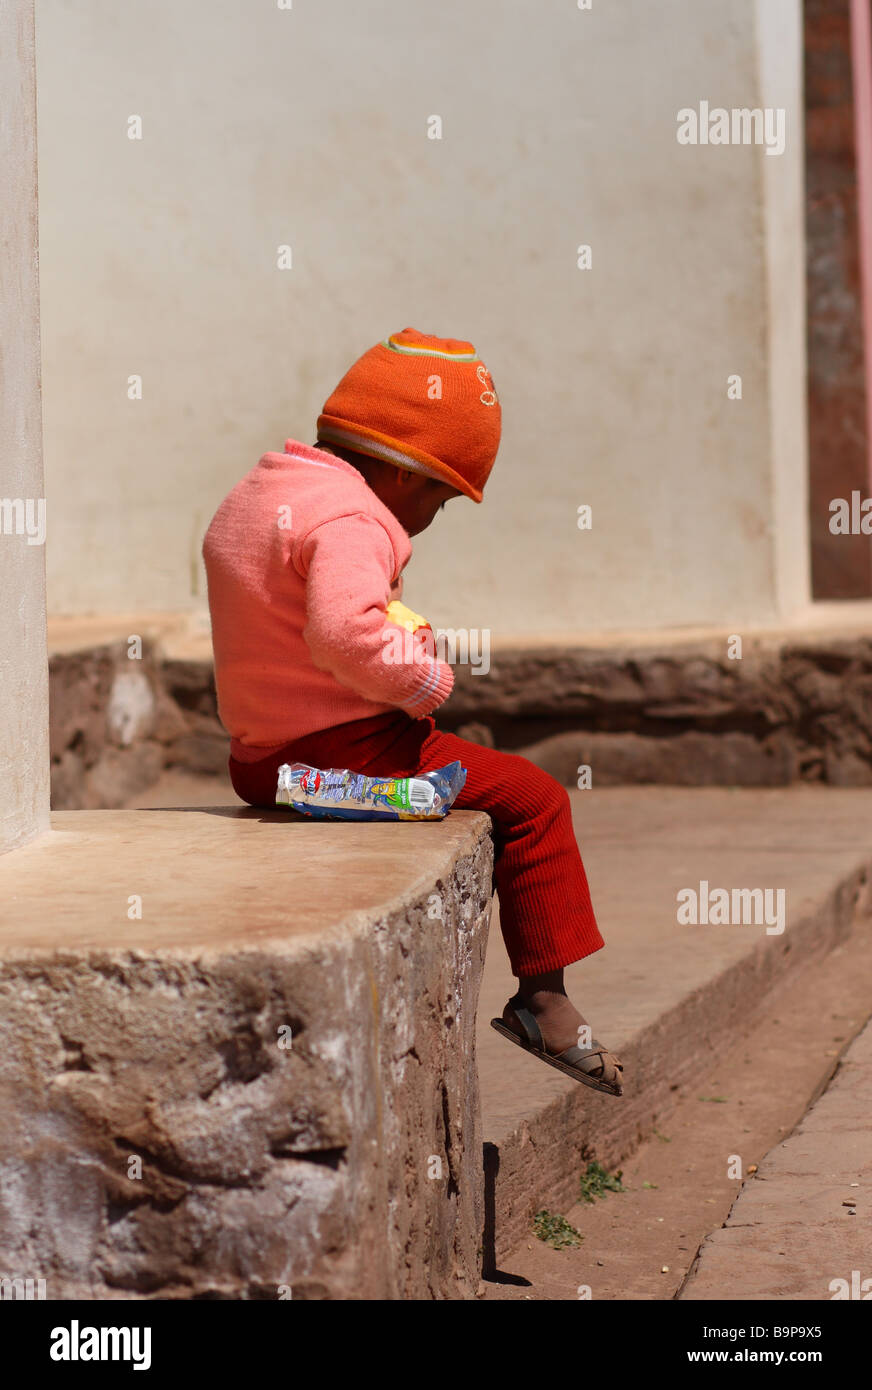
[
  {"x1": 1, "y1": 0, "x2": 50, "y2": 853},
  {"x1": 35, "y1": 0, "x2": 809, "y2": 637}
]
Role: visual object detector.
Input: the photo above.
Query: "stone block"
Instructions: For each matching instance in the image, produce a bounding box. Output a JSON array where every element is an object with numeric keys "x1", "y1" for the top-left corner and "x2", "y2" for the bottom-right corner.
[{"x1": 0, "y1": 807, "x2": 494, "y2": 1300}]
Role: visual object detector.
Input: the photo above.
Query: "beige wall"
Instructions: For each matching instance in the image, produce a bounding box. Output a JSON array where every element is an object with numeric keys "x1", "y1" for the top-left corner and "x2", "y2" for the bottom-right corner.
[
  {"x1": 35, "y1": 0, "x2": 809, "y2": 637},
  {"x1": 1, "y1": 0, "x2": 50, "y2": 853}
]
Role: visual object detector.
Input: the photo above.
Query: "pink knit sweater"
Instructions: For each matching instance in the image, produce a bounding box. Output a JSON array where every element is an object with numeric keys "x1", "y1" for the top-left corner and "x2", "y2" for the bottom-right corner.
[{"x1": 202, "y1": 440, "x2": 455, "y2": 757}]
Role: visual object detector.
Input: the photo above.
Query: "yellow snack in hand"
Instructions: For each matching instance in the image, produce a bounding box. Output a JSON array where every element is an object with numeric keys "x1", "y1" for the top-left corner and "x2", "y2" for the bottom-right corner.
[{"x1": 385, "y1": 599, "x2": 432, "y2": 634}]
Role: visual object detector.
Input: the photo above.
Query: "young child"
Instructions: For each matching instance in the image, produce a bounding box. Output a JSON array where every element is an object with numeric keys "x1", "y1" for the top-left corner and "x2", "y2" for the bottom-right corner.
[{"x1": 202, "y1": 328, "x2": 623, "y2": 1096}]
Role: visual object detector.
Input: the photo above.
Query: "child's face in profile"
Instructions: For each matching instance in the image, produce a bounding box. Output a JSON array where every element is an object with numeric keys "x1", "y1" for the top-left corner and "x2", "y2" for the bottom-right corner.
[
  {"x1": 315, "y1": 443, "x2": 463, "y2": 536},
  {"x1": 379, "y1": 472, "x2": 463, "y2": 536}
]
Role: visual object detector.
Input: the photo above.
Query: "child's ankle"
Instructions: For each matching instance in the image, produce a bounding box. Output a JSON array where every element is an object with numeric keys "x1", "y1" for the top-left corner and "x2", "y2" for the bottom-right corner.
[{"x1": 517, "y1": 971, "x2": 567, "y2": 1001}]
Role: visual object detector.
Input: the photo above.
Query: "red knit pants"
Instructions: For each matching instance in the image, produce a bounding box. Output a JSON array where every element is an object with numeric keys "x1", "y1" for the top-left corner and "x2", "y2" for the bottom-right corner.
[{"x1": 228, "y1": 710, "x2": 604, "y2": 977}]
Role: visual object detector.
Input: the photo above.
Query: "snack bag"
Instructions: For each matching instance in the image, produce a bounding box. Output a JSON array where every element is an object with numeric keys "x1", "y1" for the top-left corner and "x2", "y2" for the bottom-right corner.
[{"x1": 276, "y1": 760, "x2": 466, "y2": 821}]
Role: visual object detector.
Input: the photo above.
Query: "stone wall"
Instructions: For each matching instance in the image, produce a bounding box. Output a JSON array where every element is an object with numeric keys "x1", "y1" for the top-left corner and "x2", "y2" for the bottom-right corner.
[
  {"x1": 0, "y1": 809, "x2": 493, "y2": 1299},
  {"x1": 447, "y1": 635, "x2": 872, "y2": 787},
  {"x1": 48, "y1": 632, "x2": 872, "y2": 810},
  {"x1": 49, "y1": 644, "x2": 228, "y2": 808}
]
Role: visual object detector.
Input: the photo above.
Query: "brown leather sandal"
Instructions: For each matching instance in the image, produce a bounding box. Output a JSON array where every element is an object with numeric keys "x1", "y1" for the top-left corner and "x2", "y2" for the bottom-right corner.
[{"x1": 490, "y1": 994, "x2": 624, "y2": 1096}]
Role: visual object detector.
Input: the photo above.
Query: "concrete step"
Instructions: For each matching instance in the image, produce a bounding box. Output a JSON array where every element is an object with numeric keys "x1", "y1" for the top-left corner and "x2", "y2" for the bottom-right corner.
[
  {"x1": 90, "y1": 776, "x2": 872, "y2": 1291},
  {"x1": 679, "y1": 1013, "x2": 872, "y2": 1300},
  {"x1": 0, "y1": 805, "x2": 493, "y2": 1299},
  {"x1": 477, "y1": 786, "x2": 872, "y2": 1261}
]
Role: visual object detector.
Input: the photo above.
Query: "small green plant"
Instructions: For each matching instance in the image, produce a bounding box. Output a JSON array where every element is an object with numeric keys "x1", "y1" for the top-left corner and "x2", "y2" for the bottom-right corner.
[
  {"x1": 578, "y1": 1161, "x2": 624, "y2": 1204},
  {"x1": 642, "y1": 1180, "x2": 659, "y2": 1189},
  {"x1": 698, "y1": 1095, "x2": 728, "y2": 1104},
  {"x1": 533, "y1": 1210, "x2": 583, "y2": 1249},
  {"x1": 653, "y1": 1129, "x2": 672, "y2": 1143}
]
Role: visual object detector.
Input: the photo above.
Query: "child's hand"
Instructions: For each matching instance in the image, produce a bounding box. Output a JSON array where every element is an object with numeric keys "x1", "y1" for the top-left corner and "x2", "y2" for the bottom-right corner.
[{"x1": 385, "y1": 600, "x2": 432, "y2": 652}]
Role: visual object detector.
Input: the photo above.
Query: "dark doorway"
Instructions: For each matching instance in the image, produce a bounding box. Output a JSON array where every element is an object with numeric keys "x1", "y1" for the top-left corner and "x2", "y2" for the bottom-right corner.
[{"x1": 805, "y1": 0, "x2": 872, "y2": 596}]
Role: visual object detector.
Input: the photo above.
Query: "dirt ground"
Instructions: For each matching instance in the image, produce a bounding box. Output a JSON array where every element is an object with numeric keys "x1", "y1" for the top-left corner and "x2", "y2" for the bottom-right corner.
[{"x1": 480, "y1": 923, "x2": 872, "y2": 1300}]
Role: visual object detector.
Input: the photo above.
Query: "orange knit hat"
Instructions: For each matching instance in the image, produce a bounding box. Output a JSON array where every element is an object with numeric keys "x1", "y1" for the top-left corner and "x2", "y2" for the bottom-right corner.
[{"x1": 316, "y1": 327, "x2": 501, "y2": 503}]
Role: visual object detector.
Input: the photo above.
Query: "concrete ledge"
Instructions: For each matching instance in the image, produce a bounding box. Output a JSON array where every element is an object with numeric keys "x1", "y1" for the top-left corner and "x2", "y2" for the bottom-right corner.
[
  {"x1": 45, "y1": 615, "x2": 872, "y2": 813},
  {"x1": 43, "y1": 600, "x2": 872, "y2": 659},
  {"x1": 0, "y1": 807, "x2": 493, "y2": 1299},
  {"x1": 448, "y1": 631, "x2": 872, "y2": 786}
]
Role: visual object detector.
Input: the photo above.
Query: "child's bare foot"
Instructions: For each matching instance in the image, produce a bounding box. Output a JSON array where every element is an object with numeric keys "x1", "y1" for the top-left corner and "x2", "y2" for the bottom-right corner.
[
  {"x1": 493, "y1": 970, "x2": 624, "y2": 1095},
  {"x1": 504, "y1": 988, "x2": 593, "y2": 1054}
]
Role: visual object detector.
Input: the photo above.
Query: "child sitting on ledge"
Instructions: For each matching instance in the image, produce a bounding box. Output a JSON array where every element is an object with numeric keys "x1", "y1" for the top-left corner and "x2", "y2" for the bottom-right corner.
[{"x1": 202, "y1": 327, "x2": 623, "y2": 1095}]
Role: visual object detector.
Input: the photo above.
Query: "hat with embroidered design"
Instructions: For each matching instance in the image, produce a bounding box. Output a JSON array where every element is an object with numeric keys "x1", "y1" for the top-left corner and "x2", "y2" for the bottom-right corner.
[{"x1": 316, "y1": 327, "x2": 501, "y2": 502}]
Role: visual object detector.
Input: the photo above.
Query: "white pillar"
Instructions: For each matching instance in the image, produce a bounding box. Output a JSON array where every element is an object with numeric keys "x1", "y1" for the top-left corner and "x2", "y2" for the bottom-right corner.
[
  {"x1": 0, "y1": 0, "x2": 50, "y2": 853},
  {"x1": 755, "y1": 0, "x2": 811, "y2": 619}
]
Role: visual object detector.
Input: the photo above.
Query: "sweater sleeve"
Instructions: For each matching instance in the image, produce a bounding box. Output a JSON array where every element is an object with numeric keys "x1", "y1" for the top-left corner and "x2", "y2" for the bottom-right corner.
[{"x1": 296, "y1": 512, "x2": 455, "y2": 717}]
